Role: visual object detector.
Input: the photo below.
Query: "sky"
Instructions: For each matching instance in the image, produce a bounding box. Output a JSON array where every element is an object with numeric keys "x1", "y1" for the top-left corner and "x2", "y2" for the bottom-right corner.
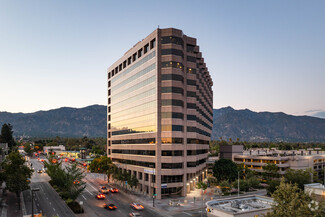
[{"x1": 0, "y1": 0, "x2": 324, "y2": 117}]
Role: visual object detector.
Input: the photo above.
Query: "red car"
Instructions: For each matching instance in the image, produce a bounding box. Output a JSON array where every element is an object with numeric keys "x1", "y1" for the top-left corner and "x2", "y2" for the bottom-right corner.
[
  {"x1": 96, "y1": 193, "x2": 106, "y2": 200},
  {"x1": 104, "y1": 203, "x2": 117, "y2": 210},
  {"x1": 130, "y1": 203, "x2": 144, "y2": 210},
  {"x1": 110, "y1": 188, "x2": 119, "y2": 193}
]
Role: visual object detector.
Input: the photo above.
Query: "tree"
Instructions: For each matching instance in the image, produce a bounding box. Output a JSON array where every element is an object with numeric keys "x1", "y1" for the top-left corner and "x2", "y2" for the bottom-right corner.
[
  {"x1": 196, "y1": 181, "x2": 208, "y2": 191},
  {"x1": 45, "y1": 156, "x2": 85, "y2": 203},
  {"x1": 1, "y1": 151, "x2": 33, "y2": 206},
  {"x1": 285, "y1": 168, "x2": 315, "y2": 190},
  {"x1": 65, "y1": 163, "x2": 86, "y2": 201},
  {"x1": 265, "y1": 179, "x2": 325, "y2": 217},
  {"x1": 232, "y1": 179, "x2": 250, "y2": 192},
  {"x1": 129, "y1": 175, "x2": 139, "y2": 190},
  {"x1": 24, "y1": 143, "x2": 33, "y2": 156},
  {"x1": 0, "y1": 123, "x2": 16, "y2": 149},
  {"x1": 89, "y1": 156, "x2": 115, "y2": 183},
  {"x1": 247, "y1": 176, "x2": 260, "y2": 189},
  {"x1": 266, "y1": 180, "x2": 280, "y2": 196},
  {"x1": 262, "y1": 163, "x2": 280, "y2": 180},
  {"x1": 219, "y1": 180, "x2": 231, "y2": 194},
  {"x1": 213, "y1": 158, "x2": 238, "y2": 183}
]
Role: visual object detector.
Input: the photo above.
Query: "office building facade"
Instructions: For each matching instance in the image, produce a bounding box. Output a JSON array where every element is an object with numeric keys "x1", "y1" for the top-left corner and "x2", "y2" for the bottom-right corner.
[{"x1": 107, "y1": 28, "x2": 213, "y2": 199}]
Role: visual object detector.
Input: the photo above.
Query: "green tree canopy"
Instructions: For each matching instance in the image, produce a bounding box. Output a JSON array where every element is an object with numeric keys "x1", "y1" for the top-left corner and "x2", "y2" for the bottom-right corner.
[
  {"x1": 89, "y1": 156, "x2": 115, "y2": 183},
  {"x1": 284, "y1": 168, "x2": 315, "y2": 190},
  {"x1": 23, "y1": 143, "x2": 33, "y2": 156},
  {"x1": 44, "y1": 155, "x2": 86, "y2": 202},
  {"x1": 1, "y1": 151, "x2": 32, "y2": 196},
  {"x1": 265, "y1": 179, "x2": 325, "y2": 217},
  {"x1": 0, "y1": 123, "x2": 16, "y2": 149},
  {"x1": 262, "y1": 163, "x2": 280, "y2": 180},
  {"x1": 213, "y1": 158, "x2": 238, "y2": 183}
]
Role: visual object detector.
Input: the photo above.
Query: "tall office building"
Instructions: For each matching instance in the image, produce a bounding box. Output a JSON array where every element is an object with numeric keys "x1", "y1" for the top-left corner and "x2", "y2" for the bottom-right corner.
[{"x1": 107, "y1": 28, "x2": 213, "y2": 199}]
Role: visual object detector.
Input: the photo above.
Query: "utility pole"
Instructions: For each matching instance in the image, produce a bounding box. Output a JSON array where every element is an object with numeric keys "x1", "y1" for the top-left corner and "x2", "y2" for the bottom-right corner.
[
  {"x1": 238, "y1": 171, "x2": 240, "y2": 198},
  {"x1": 201, "y1": 187, "x2": 203, "y2": 217}
]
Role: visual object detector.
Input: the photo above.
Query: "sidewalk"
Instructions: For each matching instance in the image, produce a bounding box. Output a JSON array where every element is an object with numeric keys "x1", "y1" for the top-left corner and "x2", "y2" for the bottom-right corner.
[{"x1": 0, "y1": 189, "x2": 23, "y2": 217}]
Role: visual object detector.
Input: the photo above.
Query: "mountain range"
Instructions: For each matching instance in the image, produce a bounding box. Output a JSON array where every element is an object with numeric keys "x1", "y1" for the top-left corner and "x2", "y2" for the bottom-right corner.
[{"x1": 1, "y1": 105, "x2": 325, "y2": 142}]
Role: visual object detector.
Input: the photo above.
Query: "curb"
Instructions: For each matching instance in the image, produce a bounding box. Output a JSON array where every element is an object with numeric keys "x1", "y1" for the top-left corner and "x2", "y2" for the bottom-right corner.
[
  {"x1": 46, "y1": 183, "x2": 77, "y2": 217},
  {"x1": 20, "y1": 192, "x2": 26, "y2": 216}
]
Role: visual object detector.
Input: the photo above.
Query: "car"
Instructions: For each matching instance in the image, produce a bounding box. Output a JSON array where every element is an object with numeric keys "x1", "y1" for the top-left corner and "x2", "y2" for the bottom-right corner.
[
  {"x1": 37, "y1": 169, "x2": 43, "y2": 173},
  {"x1": 130, "y1": 203, "x2": 144, "y2": 210},
  {"x1": 129, "y1": 212, "x2": 142, "y2": 217},
  {"x1": 99, "y1": 186, "x2": 109, "y2": 194},
  {"x1": 110, "y1": 188, "x2": 119, "y2": 193},
  {"x1": 96, "y1": 193, "x2": 106, "y2": 200},
  {"x1": 104, "y1": 203, "x2": 117, "y2": 210}
]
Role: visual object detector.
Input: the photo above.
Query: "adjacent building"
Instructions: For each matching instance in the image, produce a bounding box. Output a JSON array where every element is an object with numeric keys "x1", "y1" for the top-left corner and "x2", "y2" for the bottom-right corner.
[
  {"x1": 206, "y1": 195, "x2": 273, "y2": 217},
  {"x1": 231, "y1": 148, "x2": 325, "y2": 177},
  {"x1": 107, "y1": 28, "x2": 213, "y2": 199}
]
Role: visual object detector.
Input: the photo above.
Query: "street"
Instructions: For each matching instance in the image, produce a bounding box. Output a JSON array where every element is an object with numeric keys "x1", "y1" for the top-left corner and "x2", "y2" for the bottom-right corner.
[
  {"x1": 29, "y1": 157, "x2": 76, "y2": 217},
  {"x1": 29, "y1": 156, "x2": 164, "y2": 217}
]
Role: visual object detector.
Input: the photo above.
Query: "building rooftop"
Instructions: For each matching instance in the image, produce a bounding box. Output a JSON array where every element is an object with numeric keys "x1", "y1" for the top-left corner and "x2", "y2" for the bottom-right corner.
[
  {"x1": 305, "y1": 183, "x2": 325, "y2": 190},
  {"x1": 206, "y1": 195, "x2": 273, "y2": 214}
]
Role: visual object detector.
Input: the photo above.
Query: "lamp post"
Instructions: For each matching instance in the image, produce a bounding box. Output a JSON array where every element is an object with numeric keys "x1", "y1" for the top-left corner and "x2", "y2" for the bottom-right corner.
[
  {"x1": 149, "y1": 165, "x2": 155, "y2": 207},
  {"x1": 31, "y1": 188, "x2": 40, "y2": 217},
  {"x1": 238, "y1": 171, "x2": 240, "y2": 198}
]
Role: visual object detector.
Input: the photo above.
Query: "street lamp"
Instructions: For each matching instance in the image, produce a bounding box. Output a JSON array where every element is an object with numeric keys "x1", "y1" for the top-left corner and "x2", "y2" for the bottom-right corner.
[
  {"x1": 31, "y1": 188, "x2": 40, "y2": 217},
  {"x1": 149, "y1": 165, "x2": 155, "y2": 207}
]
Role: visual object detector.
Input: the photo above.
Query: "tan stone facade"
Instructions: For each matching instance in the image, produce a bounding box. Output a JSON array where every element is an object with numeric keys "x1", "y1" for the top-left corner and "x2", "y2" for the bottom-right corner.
[
  {"x1": 107, "y1": 28, "x2": 213, "y2": 199},
  {"x1": 233, "y1": 149, "x2": 325, "y2": 177}
]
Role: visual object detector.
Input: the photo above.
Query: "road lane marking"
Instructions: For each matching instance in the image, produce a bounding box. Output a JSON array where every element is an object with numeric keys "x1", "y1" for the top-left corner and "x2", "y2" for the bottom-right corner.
[
  {"x1": 87, "y1": 183, "x2": 98, "y2": 191},
  {"x1": 81, "y1": 194, "x2": 87, "y2": 200},
  {"x1": 53, "y1": 208, "x2": 56, "y2": 211},
  {"x1": 85, "y1": 188, "x2": 93, "y2": 195}
]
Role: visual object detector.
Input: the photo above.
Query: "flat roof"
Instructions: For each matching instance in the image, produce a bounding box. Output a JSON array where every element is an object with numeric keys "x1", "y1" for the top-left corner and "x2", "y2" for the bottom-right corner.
[{"x1": 206, "y1": 195, "x2": 273, "y2": 214}]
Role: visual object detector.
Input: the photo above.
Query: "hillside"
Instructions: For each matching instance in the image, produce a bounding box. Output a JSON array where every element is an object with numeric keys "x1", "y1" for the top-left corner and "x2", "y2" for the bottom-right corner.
[
  {"x1": 212, "y1": 107, "x2": 325, "y2": 142},
  {"x1": 0, "y1": 105, "x2": 106, "y2": 138},
  {"x1": 1, "y1": 105, "x2": 325, "y2": 142}
]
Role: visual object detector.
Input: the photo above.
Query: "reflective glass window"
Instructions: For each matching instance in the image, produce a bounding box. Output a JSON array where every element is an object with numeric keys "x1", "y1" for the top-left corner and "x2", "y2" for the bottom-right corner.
[
  {"x1": 161, "y1": 99, "x2": 183, "y2": 107},
  {"x1": 161, "y1": 61, "x2": 184, "y2": 71},
  {"x1": 161, "y1": 36, "x2": 184, "y2": 47},
  {"x1": 187, "y1": 56, "x2": 196, "y2": 63},
  {"x1": 161, "y1": 49, "x2": 184, "y2": 58},
  {"x1": 161, "y1": 87, "x2": 184, "y2": 95},
  {"x1": 161, "y1": 74, "x2": 184, "y2": 83}
]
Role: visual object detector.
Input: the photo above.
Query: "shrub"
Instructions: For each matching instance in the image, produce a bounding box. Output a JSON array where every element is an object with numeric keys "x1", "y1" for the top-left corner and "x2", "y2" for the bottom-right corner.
[
  {"x1": 247, "y1": 177, "x2": 260, "y2": 189},
  {"x1": 67, "y1": 200, "x2": 84, "y2": 213}
]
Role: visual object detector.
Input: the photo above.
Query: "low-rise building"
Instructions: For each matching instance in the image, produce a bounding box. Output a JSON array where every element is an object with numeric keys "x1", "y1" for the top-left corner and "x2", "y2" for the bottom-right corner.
[
  {"x1": 43, "y1": 145, "x2": 66, "y2": 155},
  {"x1": 305, "y1": 183, "x2": 325, "y2": 196},
  {"x1": 230, "y1": 148, "x2": 325, "y2": 177},
  {"x1": 206, "y1": 195, "x2": 273, "y2": 217}
]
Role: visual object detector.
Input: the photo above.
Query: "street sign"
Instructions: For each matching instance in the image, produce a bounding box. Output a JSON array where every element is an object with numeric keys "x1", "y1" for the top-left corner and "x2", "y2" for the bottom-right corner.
[
  {"x1": 125, "y1": 181, "x2": 128, "y2": 185},
  {"x1": 144, "y1": 169, "x2": 155, "y2": 174},
  {"x1": 161, "y1": 184, "x2": 167, "y2": 188}
]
